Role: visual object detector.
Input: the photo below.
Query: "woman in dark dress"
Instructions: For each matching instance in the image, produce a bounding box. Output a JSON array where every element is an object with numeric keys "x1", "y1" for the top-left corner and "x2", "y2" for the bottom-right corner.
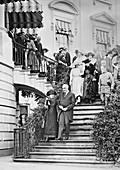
[
  {"x1": 83, "y1": 66, "x2": 95, "y2": 103},
  {"x1": 83, "y1": 52, "x2": 99, "y2": 100},
  {"x1": 44, "y1": 89, "x2": 58, "y2": 141}
]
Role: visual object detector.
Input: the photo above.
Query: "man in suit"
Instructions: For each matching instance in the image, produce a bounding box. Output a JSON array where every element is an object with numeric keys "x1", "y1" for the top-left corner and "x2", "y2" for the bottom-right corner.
[
  {"x1": 57, "y1": 84, "x2": 75, "y2": 140},
  {"x1": 64, "y1": 48, "x2": 71, "y2": 66}
]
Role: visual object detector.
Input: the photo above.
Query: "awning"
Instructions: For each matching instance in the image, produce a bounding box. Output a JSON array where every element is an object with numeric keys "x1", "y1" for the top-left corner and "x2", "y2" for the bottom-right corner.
[
  {"x1": 8, "y1": 11, "x2": 43, "y2": 30},
  {"x1": 14, "y1": 83, "x2": 46, "y2": 98},
  {"x1": 0, "y1": 0, "x2": 26, "y2": 4}
]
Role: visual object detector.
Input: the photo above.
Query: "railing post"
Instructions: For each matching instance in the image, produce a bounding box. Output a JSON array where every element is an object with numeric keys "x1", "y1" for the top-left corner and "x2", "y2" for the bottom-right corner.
[{"x1": 25, "y1": 50, "x2": 28, "y2": 69}]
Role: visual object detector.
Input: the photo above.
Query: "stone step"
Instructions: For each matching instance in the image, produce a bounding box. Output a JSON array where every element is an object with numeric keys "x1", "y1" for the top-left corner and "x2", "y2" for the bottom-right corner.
[
  {"x1": 68, "y1": 133, "x2": 92, "y2": 139},
  {"x1": 69, "y1": 132, "x2": 91, "y2": 136},
  {"x1": 72, "y1": 119, "x2": 94, "y2": 124},
  {"x1": 13, "y1": 158, "x2": 114, "y2": 165},
  {"x1": 74, "y1": 105, "x2": 104, "y2": 110},
  {"x1": 69, "y1": 136, "x2": 92, "y2": 140},
  {"x1": 76, "y1": 101, "x2": 102, "y2": 106},
  {"x1": 70, "y1": 125, "x2": 93, "y2": 130},
  {"x1": 71, "y1": 121, "x2": 93, "y2": 125},
  {"x1": 70, "y1": 130, "x2": 91, "y2": 135},
  {"x1": 73, "y1": 110, "x2": 103, "y2": 115},
  {"x1": 35, "y1": 145, "x2": 95, "y2": 149},
  {"x1": 30, "y1": 152, "x2": 96, "y2": 160},
  {"x1": 38, "y1": 140, "x2": 94, "y2": 147},
  {"x1": 73, "y1": 114, "x2": 95, "y2": 119},
  {"x1": 34, "y1": 146, "x2": 96, "y2": 153}
]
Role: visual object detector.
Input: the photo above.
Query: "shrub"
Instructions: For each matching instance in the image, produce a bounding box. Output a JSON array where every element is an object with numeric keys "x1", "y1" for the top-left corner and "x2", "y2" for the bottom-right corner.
[{"x1": 92, "y1": 93, "x2": 120, "y2": 162}]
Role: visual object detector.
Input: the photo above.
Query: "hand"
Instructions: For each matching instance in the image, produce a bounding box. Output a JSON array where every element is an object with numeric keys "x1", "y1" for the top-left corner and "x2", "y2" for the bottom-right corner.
[
  {"x1": 111, "y1": 87, "x2": 114, "y2": 92},
  {"x1": 47, "y1": 101, "x2": 50, "y2": 105},
  {"x1": 59, "y1": 105, "x2": 64, "y2": 110},
  {"x1": 62, "y1": 107, "x2": 67, "y2": 111},
  {"x1": 98, "y1": 90, "x2": 101, "y2": 95},
  {"x1": 86, "y1": 63, "x2": 89, "y2": 66}
]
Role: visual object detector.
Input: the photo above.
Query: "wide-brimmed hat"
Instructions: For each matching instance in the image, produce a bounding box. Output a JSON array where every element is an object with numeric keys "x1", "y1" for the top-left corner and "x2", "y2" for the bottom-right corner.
[
  {"x1": 43, "y1": 48, "x2": 49, "y2": 53},
  {"x1": 75, "y1": 50, "x2": 84, "y2": 55},
  {"x1": 17, "y1": 31, "x2": 25, "y2": 37},
  {"x1": 59, "y1": 47, "x2": 65, "y2": 51},
  {"x1": 87, "y1": 52, "x2": 95, "y2": 57},
  {"x1": 46, "y1": 89, "x2": 56, "y2": 96}
]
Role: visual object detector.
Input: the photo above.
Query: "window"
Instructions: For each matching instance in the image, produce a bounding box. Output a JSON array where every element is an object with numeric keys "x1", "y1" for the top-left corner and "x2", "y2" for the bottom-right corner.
[
  {"x1": 93, "y1": 0, "x2": 112, "y2": 9},
  {"x1": 55, "y1": 19, "x2": 73, "y2": 50},
  {"x1": 96, "y1": 29, "x2": 110, "y2": 52}
]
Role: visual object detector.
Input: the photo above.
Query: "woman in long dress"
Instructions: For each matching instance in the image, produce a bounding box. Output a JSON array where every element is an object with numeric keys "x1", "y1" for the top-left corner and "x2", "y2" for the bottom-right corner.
[
  {"x1": 27, "y1": 34, "x2": 39, "y2": 72},
  {"x1": 44, "y1": 89, "x2": 58, "y2": 141},
  {"x1": 70, "y1": 62, "x2": 85, "y2": 104},
  {"x1": 83, "y1": 66, "x2": 95, "y2": 103}
]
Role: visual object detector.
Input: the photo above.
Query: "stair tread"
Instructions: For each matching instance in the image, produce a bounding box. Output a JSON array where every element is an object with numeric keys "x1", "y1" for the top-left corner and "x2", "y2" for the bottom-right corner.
[
  {"x1": 35, "y1": 145, "x2": 95, "y2": 149},
  {"x1": 74, "y1": 105, "x2": 104, "y2": 110},
  {"x1": 30, "y1": 151, "x2": 96, "y2": 155},
  {"x1": 13, "y1": 158, "x2": 114, "y2": 164},
  {"x1": 14, "y1": 103, "x2": 108, "y2": 165},
  {"x1": 39, "y1": 139, "x2": 93, "y2": 143}
]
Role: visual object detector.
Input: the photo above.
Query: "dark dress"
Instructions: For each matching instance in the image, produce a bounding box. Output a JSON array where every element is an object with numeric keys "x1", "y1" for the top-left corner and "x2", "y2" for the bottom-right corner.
[
  {"x1": 45, "y1": 97, "x2": 58, "y2": 138},
  {"x1": 83, "y1": 73, "x2": 95, "y2": 103}
]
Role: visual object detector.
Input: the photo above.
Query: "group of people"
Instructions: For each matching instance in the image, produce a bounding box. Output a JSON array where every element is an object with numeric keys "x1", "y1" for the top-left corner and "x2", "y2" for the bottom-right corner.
[
  {"x1": 40, "y1": 84, "x2": 75, "y2": 141},
  {"x1": 54, "y1": 46, "x2": 120, "y2": 106},
  {"x1": 69, "y1": 48, "x2": 118, "y2": 105},
  {"x1": 13, "y1": 31, "x2": 48, "y2": 73},
  {"x1": 40, "y1": 46, "x2": 120, "y2": 141}
]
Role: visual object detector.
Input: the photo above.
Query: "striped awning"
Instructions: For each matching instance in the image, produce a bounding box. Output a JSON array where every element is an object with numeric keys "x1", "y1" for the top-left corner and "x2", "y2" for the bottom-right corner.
[
  {"x1": 0, "y1": 0, "x2": 26, "y2": 4},
  {"x1": 4, "y1": 0, "x2": 43, "y2": 30},
  {"x1": 8, "y1": 11, "x2": 43, "y2": 30}
]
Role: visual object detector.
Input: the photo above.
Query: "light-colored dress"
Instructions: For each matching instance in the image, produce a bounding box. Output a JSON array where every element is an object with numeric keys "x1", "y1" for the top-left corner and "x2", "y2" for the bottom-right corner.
[
  {"x1": 70, "y1": 63, "x2": 85, "y2": 97},
  {"x1": 99, "y1": 71, "x2": 114, "y2": 94}
]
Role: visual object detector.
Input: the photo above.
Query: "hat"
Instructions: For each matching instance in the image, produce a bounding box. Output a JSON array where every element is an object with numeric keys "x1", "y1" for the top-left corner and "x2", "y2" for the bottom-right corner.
[
  {"x1": 43, "y1": 48, "x2": 49, "y2": 53},
  {"x1": 46, "y1": 89, "x2": 56, "y2": 96},
  {"x1": 17, "y1": 32, "x2": 25, "y2": 37},
  {"x1": 28, "y1": 34, "x2": 35, "y2": 40},
  {"x1": 85, "y1": 65, "x2": 91, "y2": 71},
  {"x1": 75, "y1": 49, "x2": 84, "y2": 55},
  {"x1": 85, "y1": 53, "x2": 89, "y2": 57},
  {"x1": 82, "y1": 58, "x2": 90, "y2": 64},
  {"x1": 59, "y1": 47, "x2": 65, "y2": 51},
  {"x1": 112, "y1": 48, "x2": 118, "y2": 53},
  {"x1": 75, "y1": 50, "x2": 79, "y2": 54},
  {"x1": 87, "y1": 52, "x2": 95, "y2": 57}
]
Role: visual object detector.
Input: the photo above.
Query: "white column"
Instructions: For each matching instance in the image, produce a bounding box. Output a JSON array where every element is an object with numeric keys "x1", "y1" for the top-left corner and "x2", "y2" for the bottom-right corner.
[{"x1": 0, "y1": 5, "x2": 14, "y2": 67}]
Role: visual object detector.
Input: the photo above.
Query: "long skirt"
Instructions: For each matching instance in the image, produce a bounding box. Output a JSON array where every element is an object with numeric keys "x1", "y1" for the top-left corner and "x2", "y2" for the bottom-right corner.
[
  {"x1": 71, "y1": 76, "x2": 84, "y2": 97},
  {"x1": 45, "y1": 105, "x2": 58, "y2": 138}
]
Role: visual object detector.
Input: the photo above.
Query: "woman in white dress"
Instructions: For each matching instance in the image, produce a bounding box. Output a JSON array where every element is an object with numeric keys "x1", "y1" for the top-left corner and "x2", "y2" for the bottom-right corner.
[{"x1": 70, "y1": 51, "x2": 85, "y2": 104}]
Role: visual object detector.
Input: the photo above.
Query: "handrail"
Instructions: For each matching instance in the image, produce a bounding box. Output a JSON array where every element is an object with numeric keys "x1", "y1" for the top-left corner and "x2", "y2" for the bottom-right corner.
[
  {"x1": 42, "y1": 55, "x2": 57, "y2": 63},
  {"x1": 23, "y1": 113, "x2": 38, "y2": 128},
  {"x1": 14, "y1": 113, "x2": 41, "y2": 158}
]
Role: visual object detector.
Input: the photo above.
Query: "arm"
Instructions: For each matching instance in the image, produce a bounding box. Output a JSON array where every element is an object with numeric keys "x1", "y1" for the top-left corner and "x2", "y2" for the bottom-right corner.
[
  {"x1": 70, "y1": 69, "x2": 73, "y2": 86},
  {"x1": 98, "y1": 76, "x2": 101, "y2": 94},
  {"x1": 109, "y1": 73, "x2": 114, "y2": 90},
  {"x1": 31, "y1": 40, "x2": 37, "y2": 51},
  {"x1": 66, "y1": 93, "x2": 75, "y2": 111}
]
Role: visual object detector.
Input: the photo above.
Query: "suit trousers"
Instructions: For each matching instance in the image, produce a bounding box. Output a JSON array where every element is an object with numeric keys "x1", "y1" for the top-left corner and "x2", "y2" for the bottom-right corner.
[{"x1": 58, "y1": 111, "x2": 70, "y2": 139}]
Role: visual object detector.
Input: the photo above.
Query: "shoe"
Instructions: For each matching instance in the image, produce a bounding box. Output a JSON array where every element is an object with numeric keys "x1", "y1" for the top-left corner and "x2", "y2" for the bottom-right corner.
[
  {"x1": 64, "y1": 137, "x2": 69, "y2": 140},
  {"x1": 45, "y1": 137, "x2": 49, "y2": 142},
  {"x1": 56, "y1": 138, "x2": 63, "y2": 141}
]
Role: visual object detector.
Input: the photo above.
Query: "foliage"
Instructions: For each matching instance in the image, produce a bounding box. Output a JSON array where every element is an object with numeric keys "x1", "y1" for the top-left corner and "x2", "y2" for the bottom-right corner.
[
  {"x1": 21, "y1": 90, "x2": 33, "y2": 98},
  {"x1": 26, "y1": 105, "x2": 47, "y2": 143},
  {"x1": 92, "y1": 91, "x2": 120, "y2": 162}
]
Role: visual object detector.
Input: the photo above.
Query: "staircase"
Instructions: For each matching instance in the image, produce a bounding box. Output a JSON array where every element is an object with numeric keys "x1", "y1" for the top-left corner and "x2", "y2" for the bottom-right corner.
[
  {"x1": 13, "y1": 102, "x2": 114, "y2": 165},
  {"x1": 14, "y1": 65, "x2": 52, "y2": 95}
]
